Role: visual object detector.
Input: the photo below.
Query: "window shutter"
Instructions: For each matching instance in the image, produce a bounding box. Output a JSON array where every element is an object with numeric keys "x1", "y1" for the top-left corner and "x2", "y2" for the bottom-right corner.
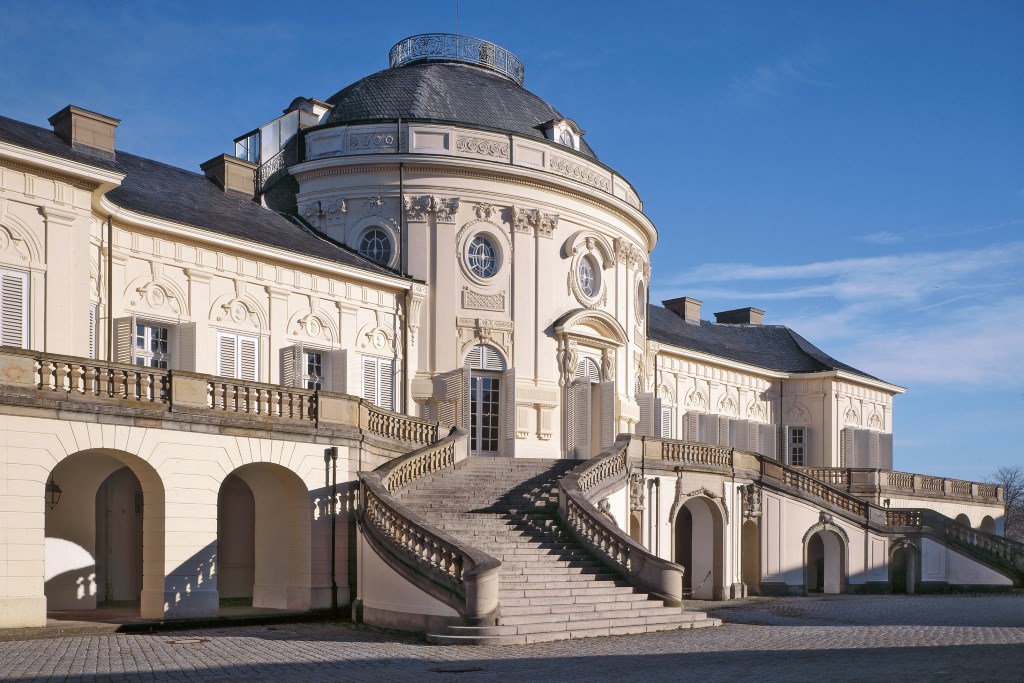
[
  {"x1": 760, "y1": 423, "x2": 778, "y2": 460},
  {"x1": 783, "y1": 425, "x2": 793, "y2": 465},
  {"x1": 574, "y1": 380, "x2": 591, "y2": 458},
  {"x1": 114, "y1": 316, "x2": 135, "y2": 364},
  {"x1": 378, "y1": 359, "x2": 395, "y2": 411},
  {"x1": 566, "y1": 379, "x2": 578, "y2": 455},
  {"x1": 853, "y1": 428, "x2": 870, "y2": 468},
  {"x1": 238, "y1": 336, "x2": 258, "y2": 381},
  {"x1": 176, "y1": 323, "x2": 197, "y2": 372},
  {"x1": 217, "y1": 333, "x2": 236, "y2": 377},
  {"x1": 803, "y1": 427, "x2": 811, "y2": 467},
  {"x1": 683, "y1": 411, "x2": 700, "y2": 442},
  {"x1": 327, "y1": 349, "x2": 349, "y2": 393},
  {"x1": 459, "y1": 366, "x2": 471, "y2": 429},
  {"x1": 717, "y1": 415, "x2": 731, "y2": 447},
  {"x1": 748, "y1": 421, "x2": 760, "y2": 453},
  {"x1": 0, "y1": 269, "x2": 28, "y2": 348},
  {"x1": 88, "y1": 305, "x2": 97, "y2": 358},
  {"x1": 661, "y1": 406, "x2": 672, "y2": 439},
  {"x1": 840, "y1": 427, "x2": 854, "y2": 468},
  {"x1": 879, "y1": 433, "x2": 894, "y2": 470},
  {"x1": 280, "y1": 344, "x2": 301, "y2": 387},
  {"x1": 362, "y1": 357, "x2": 378, "y2": 405},
  {"x1": 636, "y1": 392, "x2": 655, "y2": 436},
  {"x1": 502, "y1": 368, "x2": 516, "y2": 455},
  {"x1": 599, "y1": 381, "x2": 615, "y2": 449},
  {"x1": 464, "y1": 345, "x2": 482, "y2": 369},
  {"x1": 728, "y1": 419, "x2": 745, "y2": 450},
  {"x1": 868, "y1": 430, "x2": 880, "y2": 469}
]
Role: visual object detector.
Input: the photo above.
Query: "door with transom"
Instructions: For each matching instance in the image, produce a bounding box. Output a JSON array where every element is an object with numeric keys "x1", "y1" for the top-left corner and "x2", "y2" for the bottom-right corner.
[{"x1": 464, "y1": 344, "x2": 513, "y2": 456}]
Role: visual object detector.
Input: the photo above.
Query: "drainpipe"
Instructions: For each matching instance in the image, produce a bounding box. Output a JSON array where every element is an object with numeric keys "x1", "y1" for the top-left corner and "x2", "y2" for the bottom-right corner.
[{"x1": 106, "y1": 215, "x2": 113, "y2": 361}]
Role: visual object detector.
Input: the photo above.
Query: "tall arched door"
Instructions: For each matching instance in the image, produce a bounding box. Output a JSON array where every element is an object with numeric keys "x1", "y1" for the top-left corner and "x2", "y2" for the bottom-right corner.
[
  {"x1": 464, "y1": 344, "x2": 514, "y2": 456},
  {"x1": 567, "y1": 357, "x2": 614, "y2": 459}
]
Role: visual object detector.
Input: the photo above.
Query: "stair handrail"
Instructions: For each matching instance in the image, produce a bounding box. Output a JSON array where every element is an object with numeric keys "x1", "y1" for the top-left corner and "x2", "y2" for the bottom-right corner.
[
  {"x1": 358, "y1": 428, "x2": 502, "y2": 624},
  {"x1": 557, "y1": 435, "x2": 686, "y2": 606}
]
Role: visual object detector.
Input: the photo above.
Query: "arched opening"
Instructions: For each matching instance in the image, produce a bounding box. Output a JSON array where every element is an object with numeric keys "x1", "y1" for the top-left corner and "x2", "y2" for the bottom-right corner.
[
  {"x1": 741, "y1": 519, "x2": 760, "y2": 596},
  {"x1": 804, "y1": 529, "x2": 845, "y2": 595},
  {"x1": 672, "y1": 497, "x2": 724, "y2": 600},
  {"x1": 955, "y1": 513, "x2": 971, "y2": 527},
  {"x1": 44, "y1": 450, "x2": 165, "y2": 620},
  {"x1": 628, "y1": 512, "x2": 643, "y2": 544},
  {"x1": 217, "y1": 463, "x2": 311, "y2": 611},
  {"x1": 890, "y1": 544, "x2": 917, "y2": 594},
  {"x1": 980, "y1": 516, "x2": 996, "y2": 534}
]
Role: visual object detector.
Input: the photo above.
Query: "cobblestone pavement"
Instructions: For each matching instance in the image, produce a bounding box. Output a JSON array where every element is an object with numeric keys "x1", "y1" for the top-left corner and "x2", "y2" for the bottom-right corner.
[{"x1": 1, "y1": 595, "x2": 1023, "y2": 682}]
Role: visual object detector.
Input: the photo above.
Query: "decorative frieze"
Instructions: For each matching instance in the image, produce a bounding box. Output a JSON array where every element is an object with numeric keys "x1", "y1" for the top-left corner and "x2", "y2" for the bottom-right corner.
[
  {"x1": 549, "y1": 155, "x2": 612, "y2": 191},
  {"x1": 455, "y1": 135, "x2": 510, "y2": 159},
  {"x1": 613, "y1": 238, "x2": 650, "y2": 278},
  {"x1": 473, "y1": 203, "x2": 497, "y2": 221},
  {"x1": 462, "y1": 287, "x2": 505, "y2": 312},
  {"x1": 348, "y1": 131, "x2": 405, "y2": 152},
  {"x1": 300, "y1": 198, "x2": 346, "y2": 224},
  {"x1": 456, "y1": 316, "x2": 513, "y2": 361}
]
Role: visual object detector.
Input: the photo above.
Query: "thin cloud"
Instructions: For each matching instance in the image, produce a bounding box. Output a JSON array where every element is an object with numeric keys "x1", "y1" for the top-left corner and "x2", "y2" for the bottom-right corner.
[
  {"x1": 727, "y1": 50, "x2": 832, "y2": 103},
  {"x1": 859, "y1": 231, "x2": 904, "y2": 244}
]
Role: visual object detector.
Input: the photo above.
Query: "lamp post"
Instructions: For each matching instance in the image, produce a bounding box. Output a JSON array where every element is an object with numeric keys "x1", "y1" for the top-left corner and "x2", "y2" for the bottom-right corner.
[{"x1": 324, "y1": 446, "x2": 339, "y2": 615}]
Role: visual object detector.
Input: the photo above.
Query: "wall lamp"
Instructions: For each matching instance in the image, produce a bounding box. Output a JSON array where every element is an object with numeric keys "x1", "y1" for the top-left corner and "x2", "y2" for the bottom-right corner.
[{"x1": 45, "y1": 476, "x2": 62, "y2": 510}]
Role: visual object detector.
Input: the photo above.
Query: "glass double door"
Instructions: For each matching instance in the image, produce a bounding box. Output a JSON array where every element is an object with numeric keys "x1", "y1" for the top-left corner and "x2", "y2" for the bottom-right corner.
[{"x1": 469, "y1": 372, "x2": 501, "y2": 455}]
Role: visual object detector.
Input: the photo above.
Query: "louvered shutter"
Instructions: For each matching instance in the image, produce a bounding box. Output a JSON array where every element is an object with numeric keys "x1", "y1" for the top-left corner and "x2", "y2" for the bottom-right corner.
[
  {"x1": 573, "y1": 380, "x2": 591, "y2": 458},
  {"x1": 238, "y1": 336, "x2": 258, "y2": 381},
  {"x1": 879, "y1": 433, "x2": 894, "y2": 470},
  {"x1": 683, "y1": 411, "x2": 700, "y2": 442},
  {"x1": 88, "y1": 305, "x2": 97, "y2": 358},
  {"x1": 280, "y1": 344, "x2": 301, "y2": 387},
  {"x1": 840, "y1": 427, "x2": 853, "y2": 467},
  {"x1": 458, "y1": 368, "x2": 468, "y2": 428},
  {"x1": 760, "y1": 423, "x2": 778, "y2": 460},
  {"x1": 636, "y1": 392, "x2": 655, "y2": 436},
  {"x1": 217, "y1": 333, "x2": 237, "y2": 377},
  {"x1": 748, "y1": 421, "x2": 760, "y2": 453},
  {"x1": 176, "y1": 323, "x2": 197, "y2": 371},
  {"x1": 114, "y1": 316, "x2": 135, "y2": 364},
  {"x1": 327, "y1": 349, "x2": 350, "y2": 393},
  {"x1": 0, "y1": 269, "x2": 28, "y2": 348},
  {"x1": 783, "y1": 425, "x2": 793, "y2": 465},
  {"x1": 502, "y1": 368, "x2": 516, "y2": 455},
  {"x1": 729, "y1": 419, "x2": 745, "y2": 450},
  {"x1": 661, "y1": 406, "x2": 672, "y2": 439},
  {"x1": 465, "y1": 345, "x2": 482, "y2": 369},
  {"x1": 599, "y1": 381, "x2": 615, "y2": 449},
  {"x1": 803, "y1": 427, "x2": 812, "y2": 467},
  {"x1": 378, "y1": 359, "x2": 395, "y2": 411},
  {"x1": 853, "y1": 428, "x2": 869, "y2": 468},
  {"x1": 362, "y1": 357, "x2": 378, "y2": 405},
  {"x1": 717, "y1": 415, "x2": 731, "y2": 447},
  {"x1": 867, "y1": 429, "x2": 880, "y2": 469},
  {"x1": 565, "y1": 380, "x2": 578, "y2": 455}
]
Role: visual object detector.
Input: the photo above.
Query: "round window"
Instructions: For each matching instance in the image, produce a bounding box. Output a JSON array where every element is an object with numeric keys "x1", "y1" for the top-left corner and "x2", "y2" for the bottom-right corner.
[
  {"x1": 467, "y1": 235, "x2": 498, "y2": 278},
  {"x1": 579, "y1": 255, "x2": 599, "y2": 298},
  {"x1": 358, "y1": 229, "x2": 392, "y2": 265}
]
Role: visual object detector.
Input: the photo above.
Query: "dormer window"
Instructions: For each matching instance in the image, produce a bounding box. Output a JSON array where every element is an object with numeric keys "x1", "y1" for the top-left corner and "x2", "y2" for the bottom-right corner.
[{"x1": 542, "y1": 118, "x2": 585, "y2": 152}]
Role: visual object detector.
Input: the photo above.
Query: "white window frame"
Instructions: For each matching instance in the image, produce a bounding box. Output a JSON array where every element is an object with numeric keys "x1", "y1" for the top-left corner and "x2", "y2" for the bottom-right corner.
[
  {"x1": 303, "y1": 349, "x2": 325, "y2": 391},
  {"x1": 217, "y1": 332, "x2": 260, "y2": 381},
  {"x1": 0, "y1": 267, "x2": 29, "y2": 349},
  {"x1": 133, "y1": 321, "x2": 171, "y2": 369},
  {"x1": 362, "y1": 356, "x2": 395, "y2": 411},
  {"x1": 790, "y1": 426, "x2": 806, "y2": 466}
]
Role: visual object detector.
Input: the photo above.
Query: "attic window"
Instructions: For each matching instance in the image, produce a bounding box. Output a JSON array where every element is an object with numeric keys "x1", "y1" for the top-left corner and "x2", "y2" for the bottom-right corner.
[{"x1": 559, "y1": 129, "x2": 574, "y2": 148}]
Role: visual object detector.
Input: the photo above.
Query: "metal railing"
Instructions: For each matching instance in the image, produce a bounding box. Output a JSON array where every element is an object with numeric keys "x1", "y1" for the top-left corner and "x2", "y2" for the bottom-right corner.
[
  {"x1": 256, "y1": 137, "x2": 299, "y2": 193},
  {"x1": 389, "y1": 34, "x2": 525, "y2": 86}
]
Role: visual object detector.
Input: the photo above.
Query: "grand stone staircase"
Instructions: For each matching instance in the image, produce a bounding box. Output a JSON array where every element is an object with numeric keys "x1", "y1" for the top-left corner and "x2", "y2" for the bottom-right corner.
[{"x1": 396, "y1": 457, "x2": 720, "y2": 645}]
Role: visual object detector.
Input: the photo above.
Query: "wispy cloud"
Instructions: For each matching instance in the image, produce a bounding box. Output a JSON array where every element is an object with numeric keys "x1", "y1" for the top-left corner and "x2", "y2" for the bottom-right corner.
[
  {"x1": 654, "y1": 242, "x2": 1024, "y2": 388},
  {"x1": 859, "y1": 231, "x2": 904, "y2": 244},
  {"x1": 727, "y1": 50, "x2": 832, "y2": 103}
]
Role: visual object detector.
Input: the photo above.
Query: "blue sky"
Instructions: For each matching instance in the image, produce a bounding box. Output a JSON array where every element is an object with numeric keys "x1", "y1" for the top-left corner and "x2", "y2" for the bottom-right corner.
[{"x1": 1, "y1": 1, "x2": 1021, "y2": 479}]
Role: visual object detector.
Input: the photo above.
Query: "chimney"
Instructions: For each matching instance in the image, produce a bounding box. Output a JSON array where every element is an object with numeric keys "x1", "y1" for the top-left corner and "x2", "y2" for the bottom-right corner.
[
  {"x1": 200, "y1": 154, "x2": 257, "y2": 196},
  {"x1": 663, "y1": 296, "x2": 702, "y2": 324},
  {"x1": 48, "y1": 105, "x2": 120, "y2": 158},
  {"x1": 714, "y1": 307, "x2": 765, "y2": 325}
]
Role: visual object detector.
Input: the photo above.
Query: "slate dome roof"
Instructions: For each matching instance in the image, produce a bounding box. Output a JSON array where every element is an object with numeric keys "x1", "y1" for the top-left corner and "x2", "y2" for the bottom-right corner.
[{"x1": 324, "y1": 59, "x2": 598, "y2": 159}]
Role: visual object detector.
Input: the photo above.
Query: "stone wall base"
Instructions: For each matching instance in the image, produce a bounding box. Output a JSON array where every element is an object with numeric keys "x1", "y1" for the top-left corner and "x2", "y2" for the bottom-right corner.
[
  {"x1": 362, "y1": 605, "x2": 462, "y2": 634},
  {"x1": 757, "y1": 582, "x2": 804, "y2": 597},
  {"x1": 0, "y1": 597, "x2": 47, "y2": 628}
]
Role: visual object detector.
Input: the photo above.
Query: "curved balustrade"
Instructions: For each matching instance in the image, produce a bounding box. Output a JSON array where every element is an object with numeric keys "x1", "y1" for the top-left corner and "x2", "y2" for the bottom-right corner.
[
  {"x1": 366, "y1": 404, "x2": 439, "y2": 447},
  {"x1": 359, "y1": 429, "x2": 501, "y2": 624},
  {"x1": 795, "y1": 465, "x2": 1001, "y2": 504},
  {"x1": 558, "y1": 437, "x2": 686, "y2": 606},
  {"x1": 660, "y1": 440, "x2": 732, "y2": 468},
  {"x1": 389, "y1": 34, "x2": 525, "y2": 86}
]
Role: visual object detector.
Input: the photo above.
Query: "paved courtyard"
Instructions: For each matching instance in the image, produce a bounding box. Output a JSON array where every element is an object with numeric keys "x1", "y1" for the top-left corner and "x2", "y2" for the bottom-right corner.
[{"x1": 1, "y1": 594, "x2": 1023, "y2": 682}]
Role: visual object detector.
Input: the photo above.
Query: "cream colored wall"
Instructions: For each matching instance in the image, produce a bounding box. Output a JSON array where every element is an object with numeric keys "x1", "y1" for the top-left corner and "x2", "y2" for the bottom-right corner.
[
  {"x1": 920, "y1": 537, "x2": 1012, "y2": 586},
  {"x1": 883, "y1": 497, "x2": 1004, "y2": 532},
  {"x1": 0, "y1": 411, "x2": 378, "y2": 628}
]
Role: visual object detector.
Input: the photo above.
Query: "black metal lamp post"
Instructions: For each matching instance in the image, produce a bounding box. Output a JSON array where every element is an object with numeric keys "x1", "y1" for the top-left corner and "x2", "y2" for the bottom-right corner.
[
  {"x1": 45, "y1": 477, "x2": 62, "y2": 510},
  {"x1": 324, "y1": 446, "x2": 339, "y2": 615}
]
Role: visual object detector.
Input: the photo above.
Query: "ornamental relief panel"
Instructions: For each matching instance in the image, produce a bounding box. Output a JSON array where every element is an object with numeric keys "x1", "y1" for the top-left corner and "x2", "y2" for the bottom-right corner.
[
  {"x1": 300, "y1": 198, "x2": 347, "y2": 225},
  {"x1": 549, "y1": 154, "x2": 612, "y2": 191},
  {"x1": 0, "y1": 224, "x2": 31, "y2": 264},
  {"x1": 455, "y1": 135, "x2": 510, "y2": 159},
  {"x1": 457, "y1": 317, "x2": 513, "y2": 362},
  {"x1": 511, "y1": 206, "x2": 559, "y2": 238},
  {"x1": 462, "y1": 287, "x2": 505, "y2": 312},
  {"x1": 404, "y1": 195, "x2": 461, "y2": 223},
  {"x1": 347, "y1": 131, "x2": 405, "y2": 152}
]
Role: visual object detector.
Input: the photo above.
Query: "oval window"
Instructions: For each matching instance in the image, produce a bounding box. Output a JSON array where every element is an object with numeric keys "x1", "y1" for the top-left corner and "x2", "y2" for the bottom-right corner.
[
  {"x1": 579, "y1": 255, "x2": 599, "y2": 298},
  {"x1": 467, "y1": 235, "x2": 499, "y2": 278}
]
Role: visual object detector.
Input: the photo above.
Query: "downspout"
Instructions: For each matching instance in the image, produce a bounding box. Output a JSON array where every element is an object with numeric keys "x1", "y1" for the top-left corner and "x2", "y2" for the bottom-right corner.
[{"x1": 106, "y1": 215, "x2": 113, "y2": 361}]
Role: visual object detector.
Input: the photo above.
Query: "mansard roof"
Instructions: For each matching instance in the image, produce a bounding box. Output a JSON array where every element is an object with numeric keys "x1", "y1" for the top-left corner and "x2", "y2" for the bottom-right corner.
[
  {"x1": 647, "y1": 304, "x2": 884, "y2": 383},
  {"x1": 0, "y1": 114, "x2": 403, "y2": 279}
]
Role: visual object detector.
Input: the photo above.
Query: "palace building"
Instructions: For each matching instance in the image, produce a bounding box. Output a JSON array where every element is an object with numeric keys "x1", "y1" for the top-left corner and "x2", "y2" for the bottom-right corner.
[{"x1": 0, "y1": 34, "x2": 1017, "y2": 641}]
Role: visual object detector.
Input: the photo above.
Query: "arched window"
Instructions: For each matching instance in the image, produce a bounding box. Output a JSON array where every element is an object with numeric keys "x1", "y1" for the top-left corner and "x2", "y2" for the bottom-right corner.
[
  {"x1": 358, "y1": 229, "x2": 392, "y2": 265},
  {"x1": 576, "y1": 357, "x2": 601, "y2": 383},
  {"x1": 464, "y1": 344, "x2": 506, "y2": 371}
]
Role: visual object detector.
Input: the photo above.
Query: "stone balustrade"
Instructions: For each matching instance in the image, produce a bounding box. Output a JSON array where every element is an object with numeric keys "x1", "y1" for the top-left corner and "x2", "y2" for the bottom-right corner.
[
  {"x1": 559, "y1": 436, "x2": 686, "y2": 606},
  {"x1": 0, "y1": 347, "x2": 437, "y2": 446},
  {"x1": 795, "y1": 466, "x2": 1003, "y2": 504},
  {"x1": 359, "y1": 429, "x2": 502, "y2": 624},
  {"x1": 660, "y1": 440, "x2": 733, "y2": 468}
]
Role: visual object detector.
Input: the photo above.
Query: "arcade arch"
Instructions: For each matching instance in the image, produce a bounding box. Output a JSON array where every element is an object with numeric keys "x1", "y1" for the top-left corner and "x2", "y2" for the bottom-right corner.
[
  {"x1": 803, "y1": 521, "x2": 848, "y2": 595},
  {"x1": 671, "y1": 495, "x2": 725, "y2": 600}
]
